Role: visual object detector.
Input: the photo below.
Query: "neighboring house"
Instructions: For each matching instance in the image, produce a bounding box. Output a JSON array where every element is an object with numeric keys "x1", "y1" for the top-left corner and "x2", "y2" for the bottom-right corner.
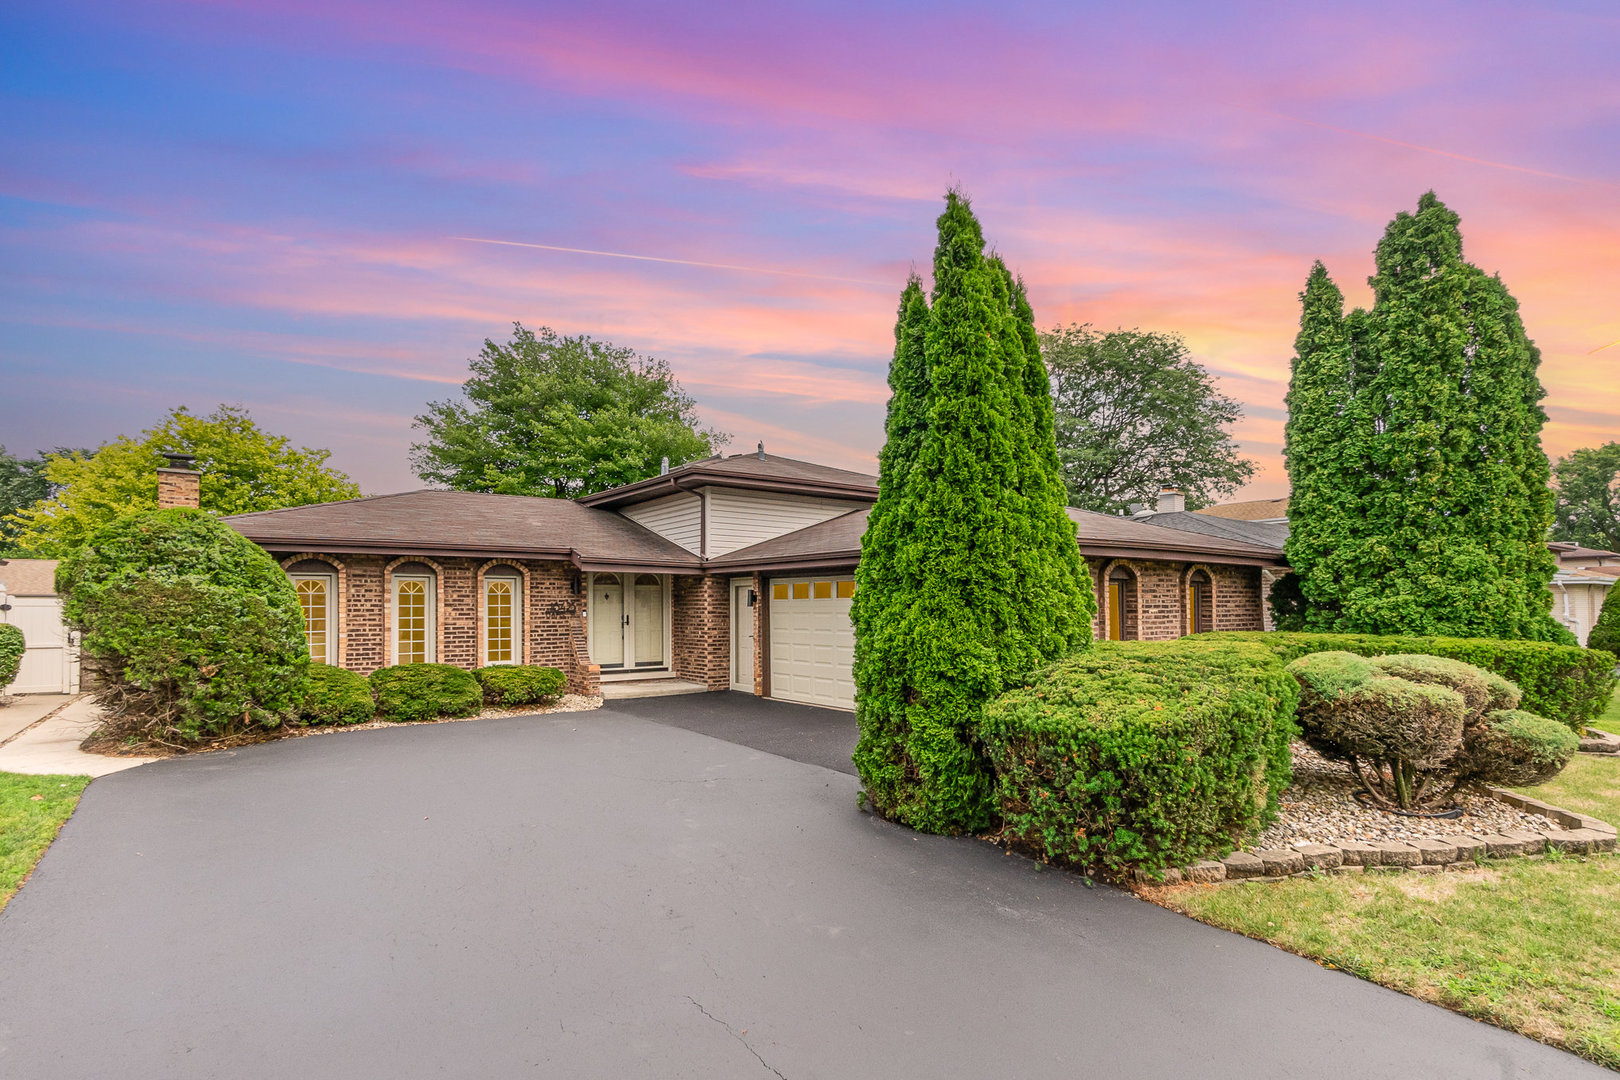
[
  {"x1": 1189, "y1": 496, "x2": 1289, "y2": 524},
  {"x1": 0, "y1": 558, "x2": 80, "y2": 695},
  {"x1": 1549, "y1": 542, "x2": 1618, "y2": 647},
  {"x1": 217, "y1": 451, "x2": 1285, "y2": 712}
]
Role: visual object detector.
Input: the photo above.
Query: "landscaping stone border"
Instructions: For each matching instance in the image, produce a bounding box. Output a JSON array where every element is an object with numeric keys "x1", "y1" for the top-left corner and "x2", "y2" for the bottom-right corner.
[
  {"x1": 1579, "y1": 727, "x2": 1620, "y2": 755},
  {"x1": 1136, "y1": 787, "x2": 1618, "y2": 886}
]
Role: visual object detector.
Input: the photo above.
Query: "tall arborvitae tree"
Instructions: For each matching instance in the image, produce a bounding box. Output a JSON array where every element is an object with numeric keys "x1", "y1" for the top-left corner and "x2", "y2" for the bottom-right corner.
[
  {"x1": 851, "y1": 275, "x2": 931, "y2": 809},
  {"x1": 1285, "y1": 193, "x2": 1566, "y2": 641},
  {"x1": 852, "y1": 192, "x2": 1092, "y2": 834},
  {"x1": 1281, "y1": 263, "x2": 1354, "y2": 628}
]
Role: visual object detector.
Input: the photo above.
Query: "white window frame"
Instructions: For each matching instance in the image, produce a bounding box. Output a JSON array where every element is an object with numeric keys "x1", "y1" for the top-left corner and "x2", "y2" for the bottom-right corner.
[
  {"x1": 289, "y1": 572, "x2": 337, "y2": 666},
  {"x1": 392, "y1": 573, "x2": 436, "y2": 665},
  {"x1": 483, "y1": 572, "x2": 523, "y2": 666}
]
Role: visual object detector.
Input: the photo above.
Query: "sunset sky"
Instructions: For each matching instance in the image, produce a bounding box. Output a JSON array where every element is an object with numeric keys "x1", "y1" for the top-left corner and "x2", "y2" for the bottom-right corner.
[{"x1": 3, "y1": 1, "x2": 1616, "y2": 497}]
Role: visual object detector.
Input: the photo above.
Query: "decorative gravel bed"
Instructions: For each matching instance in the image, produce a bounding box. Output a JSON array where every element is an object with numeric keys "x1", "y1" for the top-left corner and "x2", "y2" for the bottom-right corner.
[{"x1": 1250, "y1": 742, "x2": 1556, "y2": 849}]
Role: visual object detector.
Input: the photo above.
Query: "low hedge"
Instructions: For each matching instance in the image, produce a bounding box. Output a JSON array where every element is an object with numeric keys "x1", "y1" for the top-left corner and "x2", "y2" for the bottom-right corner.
[
  {"x1": 474, "y1": 665, "x2": 566, "y2": 707},
  {"x1": 370, "y1": 663, "x2": 483, "y2": 723},
  {"x1": 1203, "y1": 632, "x2": 1616, "y2": 733},
  {"x1": 0, "y1": 623, "x2": 23, "y2": 691},
  {"x1": 980, "y1": 638, "x2": 1298, "y2": 878},
  {"x1": 299, "y1": 664, "x2": 376, "y2": 726}
]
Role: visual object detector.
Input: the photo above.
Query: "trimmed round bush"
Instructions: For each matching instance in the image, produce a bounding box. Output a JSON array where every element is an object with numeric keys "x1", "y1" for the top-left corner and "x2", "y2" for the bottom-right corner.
[
  {"x1": 300, "y1": 664, "x2": 375, "y2": 726},
  {"x1": 1456, "y1": 709, "x2": 1579, "y2": 788},
  {"x1": 980, "y1": 638, "x2": 1298, "y2": 877},
  {"x1": 370, "y1": 663, "x2": 483, "y2": 723},
  {"x1": 474, "y1": 665, "x2": 566, "y2": 707},
  {"x1": 56, "y1": 508, "x2": 308, "y2": 743},
  {"x1": 1289, "y1": 651, "x2": 1576, "y2": 809},
  {"x1": 0, "y1": 623, "x2": 23, "y2": 691}
]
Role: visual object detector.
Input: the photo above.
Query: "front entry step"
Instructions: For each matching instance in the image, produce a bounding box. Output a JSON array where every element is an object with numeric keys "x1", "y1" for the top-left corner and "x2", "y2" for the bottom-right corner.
[{"x1": 600, "y1": 678, "x2": 710, "y2": 700}]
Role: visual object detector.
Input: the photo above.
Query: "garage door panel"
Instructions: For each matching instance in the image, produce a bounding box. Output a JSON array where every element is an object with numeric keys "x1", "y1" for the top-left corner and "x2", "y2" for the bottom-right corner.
[{"x1": 768, "y1": 576, "x2": 855, "y2": 711}]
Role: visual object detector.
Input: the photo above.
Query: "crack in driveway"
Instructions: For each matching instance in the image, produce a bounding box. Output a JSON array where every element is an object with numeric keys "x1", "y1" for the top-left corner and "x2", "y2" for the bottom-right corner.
[{"x1": 686, "y1": 997, "x2": 787, "y2": 1079}]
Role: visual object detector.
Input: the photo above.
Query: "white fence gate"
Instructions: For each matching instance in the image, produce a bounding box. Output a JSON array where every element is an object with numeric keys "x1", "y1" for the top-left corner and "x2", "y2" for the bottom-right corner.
[{"x1": 1, "y1": 595, "x2": 79, "y2": 695}]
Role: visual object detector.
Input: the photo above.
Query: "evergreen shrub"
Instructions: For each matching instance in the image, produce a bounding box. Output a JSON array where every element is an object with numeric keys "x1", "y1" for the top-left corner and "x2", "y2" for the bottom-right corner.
[
  {"x1": 852, "y1": 193, "x2": 1093, "y2": 836},
  {"x1": 1290, "y1": 651, "x2": 1577, "y2": 808},
  {"x1": 1206, "y1": 631, "x2": 1615, "y2": 732},
  {"x1": 980, "y1": 639, "x2": 1297, "y2": 877},
  {"x1": 1589, "y1": 586, "x2": 1620, "y2": 657},
  {"x1": 299, "y1": 664, "x2": 375, "y2": 726},
  {"x1": 370, "y1": 663, "x2": 483, "y2": 722},
  {"x1": 474, "y1": 665, "x2": 566, "y2": 706},
  {"x1": 56, "y1": 508, "x2": 308, "y2": 743},
  {"x1": 0, "y1": 624, "x2": 23, "y2": 690}
]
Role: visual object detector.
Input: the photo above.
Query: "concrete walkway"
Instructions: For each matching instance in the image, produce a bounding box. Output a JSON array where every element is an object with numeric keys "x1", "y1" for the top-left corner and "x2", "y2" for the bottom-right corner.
[
  {"x1": 0, "y1": 705, "x2": 1601, "y2": 1078},
  {"x1": 0, "y1": 693, "x2": 74, "y2": 746},
  {"x1": 0, "y1": 695, "x2": 156, "y2": 776}
]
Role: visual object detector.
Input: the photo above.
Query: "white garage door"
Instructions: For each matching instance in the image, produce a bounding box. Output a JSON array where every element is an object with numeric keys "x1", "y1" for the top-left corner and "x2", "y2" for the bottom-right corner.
[
  {"x1": 768, "y1": 576, "x2": 856, "y2": 711},
  {"x1": 2, "y1": 596, "x2": 80, "y2": 695}
]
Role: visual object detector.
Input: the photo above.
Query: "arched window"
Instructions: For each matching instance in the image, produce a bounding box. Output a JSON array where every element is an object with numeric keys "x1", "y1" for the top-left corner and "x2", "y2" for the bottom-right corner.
[
  {"x1": 287, "y1": 559, "x2": 337, "y2": 665},
  {"x1": 1106, "y1": 566, "x2": 1138, "y2": 641},
  {"x1": 392, "y1": 563, "x2": 436, "y2": 664},
  {"x1": 484, "y1": 571, "x2": 522, "y2": 665},
  {"x1": 1186, "y1": 569, "x2": 1214, "y2": 635}
]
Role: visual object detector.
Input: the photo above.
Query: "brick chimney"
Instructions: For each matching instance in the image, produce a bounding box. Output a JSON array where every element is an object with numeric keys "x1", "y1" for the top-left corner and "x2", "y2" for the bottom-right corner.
[
  {"x1": 1156, "y1": 485, "x2": 1186, "y2": 514},
  {"x1": 157, "y1": 451, "x2": 201, "y2": 509}
]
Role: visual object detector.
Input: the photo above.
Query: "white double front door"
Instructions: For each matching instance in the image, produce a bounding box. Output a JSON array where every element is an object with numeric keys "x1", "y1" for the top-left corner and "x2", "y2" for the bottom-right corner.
[{"x1": 589, "y1": 573, "x2": 668, "y2": 671}]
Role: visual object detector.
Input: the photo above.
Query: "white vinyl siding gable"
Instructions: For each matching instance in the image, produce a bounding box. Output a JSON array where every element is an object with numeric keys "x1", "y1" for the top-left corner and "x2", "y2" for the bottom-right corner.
[
  {"x1": 620, "y1": 491, "x2": 702, "y2": 554},
  {"x1": 704, "y1": 488, "x2": 863, "y2": 557}
]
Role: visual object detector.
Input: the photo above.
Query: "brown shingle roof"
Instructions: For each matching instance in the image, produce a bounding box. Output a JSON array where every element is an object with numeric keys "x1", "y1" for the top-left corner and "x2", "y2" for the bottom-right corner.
[
  {"x1": 225, "y1": 491, "x2": 700, "y2": 571},
  {"x1": 0, "y1": 558, "x2": 59, "y2": 597},
  {"x1": 577, "y1": 452, "x2": 877, "y2": 508},
  {"x1": 707, "y1": 505, "x2": 1287, "y2": 571},
  {"x1": 1066, "y1": 508, "x2": 1285, "y2": 564},
  {"x1": 1194, "y1": 497, "x2": 1290, "y2": 521}
]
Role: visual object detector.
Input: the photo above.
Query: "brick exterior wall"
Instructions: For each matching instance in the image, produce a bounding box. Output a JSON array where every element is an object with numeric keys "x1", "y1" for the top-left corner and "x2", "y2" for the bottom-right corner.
[
  {"x1": 157, "y1": 467, "x2": 200, "y2": 509},
  {"x1": 1088, "y1": 557, "x2": 1268, "y2": 641},
  {"x1": 671, "y1": 574, "x2": 730, "y2": 690},
  {"x1": 276, "y1": 552, "x2": 599, "y2": 695},
  {"x1": 753, "y1": 571, "x2": 769, "y2": 697}
]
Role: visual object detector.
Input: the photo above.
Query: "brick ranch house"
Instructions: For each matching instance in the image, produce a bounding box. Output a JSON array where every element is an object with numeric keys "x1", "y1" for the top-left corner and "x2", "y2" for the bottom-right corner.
[{"x1": 199, "y1": 450, "x2": 1285, "y2": 712}]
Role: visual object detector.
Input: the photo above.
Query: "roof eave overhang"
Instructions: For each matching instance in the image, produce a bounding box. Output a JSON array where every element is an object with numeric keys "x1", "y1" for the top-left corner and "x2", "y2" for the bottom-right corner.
[
  {"x1": 706, "y1": 551, "x2": 862, "y2": 574},
  {"x1": 1077, "y1": 543, "x2": 1283, "y2": 567},
  {"x1": 246, "y1": 536, "x2": 698, "y2": 571}
]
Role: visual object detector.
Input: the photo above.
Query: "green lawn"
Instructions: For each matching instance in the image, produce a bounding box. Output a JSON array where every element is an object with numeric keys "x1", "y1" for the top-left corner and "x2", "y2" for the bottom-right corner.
[
  {"x1": 0, "y1": 772, "x2": 91, "y2": 913},
  {"x1": 1161, "y1": 731, "x2": 1620, "y2": 1069},
  {"x1": 1598, "y1": 686, "x2": 1620, "y2": 731}
]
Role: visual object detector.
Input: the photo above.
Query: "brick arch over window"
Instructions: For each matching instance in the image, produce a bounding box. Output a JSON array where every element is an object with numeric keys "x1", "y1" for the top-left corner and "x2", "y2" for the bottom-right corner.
[
  {"x1": 477, "y1": 559, "x2": 532, "y2": 666},
  {"x1": 1097, "y1": 560, "x2": 1141, "y2": 642},
  {"x1": 279, "y1": 553, "x2": 348, "y2": 667},
  {"x1": 384, "y1": 556, "x2": 447, "y2": 667},
  {"x1": 1180, "y1": 563, "x2": 1218, "y2": 636}
]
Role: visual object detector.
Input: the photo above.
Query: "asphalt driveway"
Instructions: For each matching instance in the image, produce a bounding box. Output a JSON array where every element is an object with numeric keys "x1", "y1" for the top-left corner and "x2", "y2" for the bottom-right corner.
[{"x1": 0, "y1": 699, "x2": 1601, "y2": 1078}]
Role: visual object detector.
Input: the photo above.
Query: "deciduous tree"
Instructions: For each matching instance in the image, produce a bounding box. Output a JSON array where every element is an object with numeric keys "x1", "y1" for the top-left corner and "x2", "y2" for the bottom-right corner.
[
  {"x1": 6, "y1": 406, "x2": 360, "y2": 556},
  {"x1": 1550, "y1": 442, "x2": 1620, "y2": 554},
  {"x1": 412, "y1": 324, "x2": 725, "y2": 498},
  {"x1": 1040, "y1": 325, "x2": 1254, "y2": 513}
]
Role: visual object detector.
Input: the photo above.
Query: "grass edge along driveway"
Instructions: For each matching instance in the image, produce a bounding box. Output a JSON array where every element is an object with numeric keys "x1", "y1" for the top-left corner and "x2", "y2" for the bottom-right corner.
[
  {"x1": 1, "y1": 771, "x2": 92, "y2": 913},
  {"x1": 1154, "y1": 747, "x2": 1620, "y2": 1071}
]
